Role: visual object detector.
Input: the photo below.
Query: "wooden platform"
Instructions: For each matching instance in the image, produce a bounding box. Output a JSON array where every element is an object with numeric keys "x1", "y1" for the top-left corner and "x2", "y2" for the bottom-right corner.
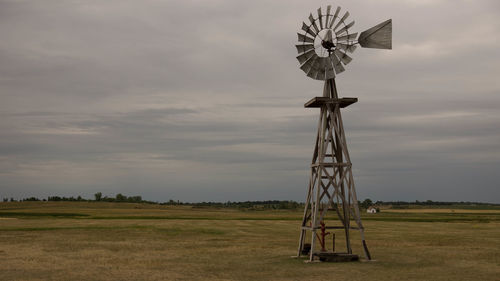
[
  {"x1": 304, "y1": 97, "x2": 358, "y2": 108},
  {"x1": 314, "y1": 252, "x2": 359, "y2": 262}
]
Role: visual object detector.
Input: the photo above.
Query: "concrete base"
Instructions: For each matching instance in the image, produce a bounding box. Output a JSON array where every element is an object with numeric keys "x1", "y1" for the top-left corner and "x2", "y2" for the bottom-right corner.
[{"x1": 314, "y1": 252, "x2": 359, "y2": 262}]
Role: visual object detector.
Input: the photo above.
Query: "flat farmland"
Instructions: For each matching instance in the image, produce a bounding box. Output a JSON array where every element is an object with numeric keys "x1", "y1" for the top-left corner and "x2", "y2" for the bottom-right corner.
[{"x1": 1, "y1": 202, "x2": 499, "y2": 281}]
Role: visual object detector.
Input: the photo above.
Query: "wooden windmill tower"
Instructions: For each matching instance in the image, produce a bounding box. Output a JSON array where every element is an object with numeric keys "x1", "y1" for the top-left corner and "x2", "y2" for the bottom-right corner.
[{"x1": 294, "y1": 5, "x2": 392, "y2": 262}]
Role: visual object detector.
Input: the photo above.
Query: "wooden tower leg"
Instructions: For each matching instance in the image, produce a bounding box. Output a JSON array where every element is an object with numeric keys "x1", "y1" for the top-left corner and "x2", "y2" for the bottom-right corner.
[{"x1": 296, "y1": 78, "x2": 372, "y2": 262}]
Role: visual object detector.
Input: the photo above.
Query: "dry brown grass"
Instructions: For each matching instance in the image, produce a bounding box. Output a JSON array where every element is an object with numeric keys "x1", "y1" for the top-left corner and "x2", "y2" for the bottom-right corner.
[{"x1": 0, "y1": 202, "x2": 499, "y2": 281}]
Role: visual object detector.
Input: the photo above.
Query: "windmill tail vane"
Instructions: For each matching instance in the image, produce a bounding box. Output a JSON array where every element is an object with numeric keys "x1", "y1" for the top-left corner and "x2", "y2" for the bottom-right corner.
[{"x1": 293, "y1": 5, "x2": 392, "y2": 262}]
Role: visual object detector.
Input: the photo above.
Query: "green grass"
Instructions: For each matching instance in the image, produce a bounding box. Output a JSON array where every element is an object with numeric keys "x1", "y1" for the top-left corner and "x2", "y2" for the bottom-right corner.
[
  {"x1": 1, "y1": 210, "x2": 499, "y2": 222},
  {"x1": 362, "y1": 212, "x2": 500, "y2": 223},
  {"x1": 0, "y1": 212, "x2": 89, "y2": 218}
]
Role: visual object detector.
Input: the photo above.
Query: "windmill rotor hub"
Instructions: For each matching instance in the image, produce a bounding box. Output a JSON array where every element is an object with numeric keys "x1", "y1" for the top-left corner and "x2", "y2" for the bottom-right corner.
[
  {"x1": 321, "y1": 40, "x2": 335, "y2": 51},
  {"x1": 313, "y1": 29, "x2": 339, "y2": 58}
]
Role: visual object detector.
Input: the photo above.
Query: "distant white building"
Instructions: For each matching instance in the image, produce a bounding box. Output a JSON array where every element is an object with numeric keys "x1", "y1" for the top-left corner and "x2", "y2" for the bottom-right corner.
[{"x1": 366, "y1": 206, "x2": 377, "y2": 213}]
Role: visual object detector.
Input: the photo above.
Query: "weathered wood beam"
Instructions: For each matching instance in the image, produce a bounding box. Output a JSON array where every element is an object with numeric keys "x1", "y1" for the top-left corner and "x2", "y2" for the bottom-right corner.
[{"x1": 304, "y1": 97, "x2": 358, "y2": 108}]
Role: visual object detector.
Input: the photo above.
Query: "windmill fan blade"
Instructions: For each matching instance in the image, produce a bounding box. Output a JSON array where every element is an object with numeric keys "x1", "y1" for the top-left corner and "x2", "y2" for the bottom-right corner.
[
  {"x1": 315, "y1": 69, "x2": 326, "y2": 80},
  {"x1": 325, "y1": 29, "x2": 333, "y2": 42},
  {"x1": 302, "y1": 22, "x2": 316, "y2": 37},
  {"x1": 334, "y1": 11, "x2": 349, "y2": 31},
  {"x1": 301, "y1": 62, "x2": 313, "y2": 74},
  {"x1": 334, "y1": 49, "x2": 353, "y2": 65},
  {"x1": 315, "y1": 61, "x2": 326, "y2": 80},
  {"x1": 330, "y1": 52, "x2": 339, "y2": 67},
  {"x1": 325, "y1": 5, "x2": 331, "y2": 29},
  {"x1": 308, "y1": 58, "x2": 328, "y2": 80},
  {"x1": 337, "y1": 33, "x2": 358, "y2": 42},
  {"x1": 328, "y1": 6, "x2": 341, "y2": 28},
  {"x1": 333, "y1": 61, "x2": 345, "y2": 75},
  {"x1": 297, "y1": 33, "x2": 314, "y2": 43},
  {"x1": 330, "y1": 53, "x2": 345, "y2": 74},
  {"x1": 317, "y1": 8, "x2": 323, "y2": 29},
  {"x1": 358, "y1": 19, "x2": 392, "y2": 49},
  {"x1": 307, "y1": 68, "x2": 319, "y2": 79},
  {"x1": 335, "y1": 21, "x2": 355, "y2": 36},
  {"x1": 295, "y1": 44, "x2": 314, "y2": 54},
  {"x1": 337, "y1": 43, "x2": 357, "y2": 53},
  {"x1": 325, "y1": 57, "x2": 336, "y2": 79},
  {"x1": 325, "y1": 68, "x2": 335, "y2": 79},
  {"x1": 300, "y1": 55, "x2": 317, "y2": 74},
  {"x1": 317, "y1": 57, "x2": 328, "y2": 71},
  {"x1": 296, "y1": 50, "x2": 317, "y2": 65},
  {"x1": 309, "y1": 14, "x2": 320, "y2": 34}
]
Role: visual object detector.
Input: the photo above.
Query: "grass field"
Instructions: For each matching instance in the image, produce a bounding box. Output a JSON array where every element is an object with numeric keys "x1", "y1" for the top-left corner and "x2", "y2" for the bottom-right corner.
[{"x1": 1, "y1": 202, "x2": 499, "y2": 281}]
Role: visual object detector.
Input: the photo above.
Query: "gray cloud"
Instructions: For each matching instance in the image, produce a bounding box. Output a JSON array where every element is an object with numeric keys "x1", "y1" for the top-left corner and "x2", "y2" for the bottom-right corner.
[{"x1": 0, "y1": 0, "x2": 499, "y2": 203}]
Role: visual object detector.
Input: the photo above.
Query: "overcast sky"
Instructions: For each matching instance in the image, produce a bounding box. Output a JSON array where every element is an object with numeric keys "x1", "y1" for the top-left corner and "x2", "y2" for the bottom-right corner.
[{"x1": 1, "y1": 0, "x2": 499, "y2": 203}]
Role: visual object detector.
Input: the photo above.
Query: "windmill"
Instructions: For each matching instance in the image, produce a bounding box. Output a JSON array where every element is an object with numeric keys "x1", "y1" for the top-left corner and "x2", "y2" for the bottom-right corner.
[{"x1": 294, "y1": 5, "x2": 392, "y2": 262}]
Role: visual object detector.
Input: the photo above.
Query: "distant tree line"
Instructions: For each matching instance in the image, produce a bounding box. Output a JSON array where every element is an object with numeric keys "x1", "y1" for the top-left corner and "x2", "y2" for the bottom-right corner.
[
  {"x1": 1, "y1": 195, "x2": 303, "y2": 209},
  {"x1": 375, "y1": 200, "x2": 499, "y2": 207},
  {"x1": 2, "y1": 195, "x2": 498, "y2": 209},
  {"x1": 92, "y1": 192, "x2": 144, "y2": 203},
  {"x1": 170, "y1": 200, "x2": 302, "y2": 210},
  {"x1": 2, "y1": 193, "x2": 148, "y2": 204}
]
